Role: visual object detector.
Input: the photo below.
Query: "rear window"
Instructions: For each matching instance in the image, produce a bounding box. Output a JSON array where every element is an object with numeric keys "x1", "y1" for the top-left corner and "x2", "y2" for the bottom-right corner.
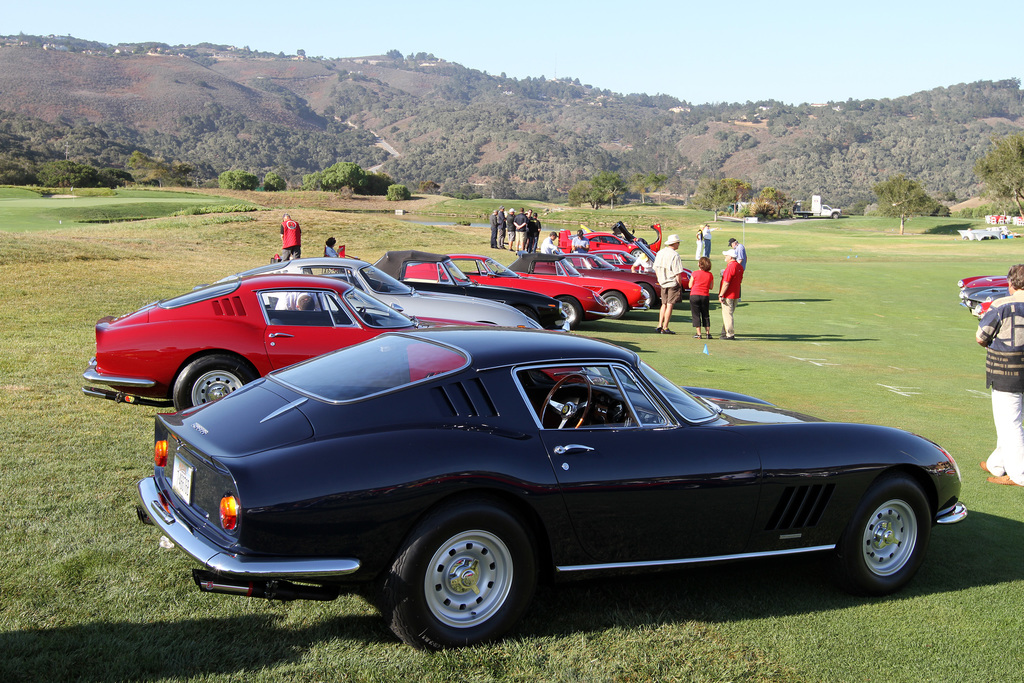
[
  {"x1": 159, "y1": 281, "x2": 240, "y2": 309},
  {"x1": 269, "y1": 335, "x2": 470, "y2": 403}
]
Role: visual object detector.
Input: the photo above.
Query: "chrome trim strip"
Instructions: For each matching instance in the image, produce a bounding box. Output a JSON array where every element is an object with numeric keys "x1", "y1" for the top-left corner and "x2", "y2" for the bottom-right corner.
[
  {"x1": 83, "y1": 366, "x2": 157, "y2": 389},
  {"x1": 935, "y1": 502, "x2": 968, "y2": 525},
  {"x1": 555, "y1": 544, "x2": 836, "y2": 573},
  {"x1": 137, "y1": 477, "x2": 360, "y2": 579},
  {"x1": 260, "y1": 398, "x2": 308, "y2": 423}
]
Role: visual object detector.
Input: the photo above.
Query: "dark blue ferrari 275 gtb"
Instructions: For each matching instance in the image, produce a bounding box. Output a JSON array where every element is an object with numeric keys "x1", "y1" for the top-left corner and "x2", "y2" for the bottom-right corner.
[{"x1": 136, "y1": 328, "x2": 966, "y2": 649}]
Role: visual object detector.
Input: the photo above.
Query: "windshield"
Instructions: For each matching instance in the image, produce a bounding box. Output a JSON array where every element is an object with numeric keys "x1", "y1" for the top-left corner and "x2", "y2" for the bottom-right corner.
[
  {"x1": 560, "y1": 260, "x2": 583, "y2": 277},
  {"x1": 638, "y1": 361, "x2": 717, "y2": 423},
  {"x1": 343, "y1": 289, "x2": 414, "y2": 328},
  {"x1": 441, "y1": 259, "x2": 473, "y2": 284},
  {"x1": 483, "y1": 259, "x2": 519, "y2": 277},
  {"x1": 271, "y1": 335, "x2": 470, "y2": 403},
  {"x1": 358, "y1": 265, "x2": 414, "y2": 295}
]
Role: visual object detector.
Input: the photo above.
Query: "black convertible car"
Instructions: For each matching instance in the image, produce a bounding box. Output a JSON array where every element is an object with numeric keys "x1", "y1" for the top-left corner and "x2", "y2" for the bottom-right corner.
[
  {"x1": 374, "y1": 250, "x2": 566, "y2": 329},
  {"x1": 137, "y1": 329, "x2": 966, "y2": 649}
]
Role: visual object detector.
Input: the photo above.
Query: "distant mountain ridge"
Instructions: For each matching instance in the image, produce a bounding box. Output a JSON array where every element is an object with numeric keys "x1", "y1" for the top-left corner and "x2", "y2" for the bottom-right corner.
[{"x1": 1, "y1": 34, "x2": 1021, "y2": 205}]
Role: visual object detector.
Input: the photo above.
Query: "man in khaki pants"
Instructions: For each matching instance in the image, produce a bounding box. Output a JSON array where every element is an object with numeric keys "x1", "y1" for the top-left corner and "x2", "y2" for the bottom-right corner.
[{"x1": 719, "y1": 249, "x2": 744, "y2": 340}]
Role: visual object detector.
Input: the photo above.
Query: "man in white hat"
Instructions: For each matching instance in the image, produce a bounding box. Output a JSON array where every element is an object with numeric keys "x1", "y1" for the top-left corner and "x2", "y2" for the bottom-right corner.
[
  {"x1": 653, "y1": 234, "x2": 684, "y2": 334},
  {"x1": 719, "y1": 248, "x2": 745, "y2": 339}
]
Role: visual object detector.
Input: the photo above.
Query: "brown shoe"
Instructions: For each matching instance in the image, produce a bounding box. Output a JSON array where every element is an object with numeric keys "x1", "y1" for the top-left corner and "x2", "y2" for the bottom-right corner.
[
  {"x1": 987, "y1": 475, "x2": 1024, "y2": 487},
  {"x1": 980, "y1": 461, "x2": 993, "y2": 474}
]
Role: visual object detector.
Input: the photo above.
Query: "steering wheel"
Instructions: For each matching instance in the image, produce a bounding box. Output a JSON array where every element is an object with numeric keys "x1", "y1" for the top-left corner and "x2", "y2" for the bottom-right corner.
[{"x1": 540, "y1": 373, "x2": 593, "y2": 429}]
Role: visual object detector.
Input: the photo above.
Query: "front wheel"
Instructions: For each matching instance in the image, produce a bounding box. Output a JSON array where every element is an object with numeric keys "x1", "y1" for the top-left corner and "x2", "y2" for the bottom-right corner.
[
  {"x1": 555, "y1": 296, "x2": 583, "y2": 329},
  {"x1": 830, "y1": 474, "x2": 931, "y2": 596},
  {"x1": 380, "y1": 498, "x2": 537, "y2": 650},
  {"x1": 603, "y1": 291, "x2": 628, "y2": 319},
  {"x1": 172, "y1": 354, "x2": 256, "y2": 410}
]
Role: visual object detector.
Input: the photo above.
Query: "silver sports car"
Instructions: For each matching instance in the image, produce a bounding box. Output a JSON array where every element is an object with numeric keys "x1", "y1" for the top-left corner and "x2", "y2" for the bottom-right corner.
[{"x1": 219, "y1": 258, "x2": 549, "y2": 329}]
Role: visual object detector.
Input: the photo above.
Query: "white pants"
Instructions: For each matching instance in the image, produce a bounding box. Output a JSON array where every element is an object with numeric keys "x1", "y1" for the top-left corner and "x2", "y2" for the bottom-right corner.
[{"x1": 988, "y1": 389, "x2": 1024, "y2": 485}]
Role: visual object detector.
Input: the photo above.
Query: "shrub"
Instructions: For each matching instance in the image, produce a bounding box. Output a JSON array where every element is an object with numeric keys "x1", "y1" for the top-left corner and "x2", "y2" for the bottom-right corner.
[
  {"x1": 386, "y1": 184, "x2": 411, "y2": 201},
  {"x1": 218, "y1": 170, "x2": 258, "y2": 190},
  {"x1": 263, "y1": 172, "x2": 286, "y2": 192}
]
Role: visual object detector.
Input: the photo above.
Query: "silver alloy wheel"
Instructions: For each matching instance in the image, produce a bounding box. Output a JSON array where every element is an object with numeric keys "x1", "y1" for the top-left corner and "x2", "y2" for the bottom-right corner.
[
  {"x1": 604, "y1": 292, "x2": 626, "y2": 318},
  {"x1": 860, "y1": 498, "x2": 918, "y2": 577},
  {"x1": 559, "y1": 300, "x2": 577, "y2": 326},
  {"x1": 424, "y1": 529, "x2": 514, "y2": 628},
  {"x1": 190, "y1": 369, "x2": 245, "y2": 405}
]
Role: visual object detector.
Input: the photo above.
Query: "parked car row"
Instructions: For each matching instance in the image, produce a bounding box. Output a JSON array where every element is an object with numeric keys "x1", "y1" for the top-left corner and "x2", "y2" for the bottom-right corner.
[{"x1": 958, "y1": 274, "x2": 1008, "y2": 317}]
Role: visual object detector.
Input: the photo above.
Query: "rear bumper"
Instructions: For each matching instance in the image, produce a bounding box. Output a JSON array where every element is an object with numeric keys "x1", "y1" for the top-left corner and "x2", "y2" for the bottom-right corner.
[{"x1": 137, "y1": 477, "x2": 361, "y2": 580}]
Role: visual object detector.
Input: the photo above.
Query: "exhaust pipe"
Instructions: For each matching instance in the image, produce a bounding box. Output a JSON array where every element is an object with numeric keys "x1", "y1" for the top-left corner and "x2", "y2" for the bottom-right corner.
[{"x1": 192, "y1": 569, "x2": 340, "y2": 602}]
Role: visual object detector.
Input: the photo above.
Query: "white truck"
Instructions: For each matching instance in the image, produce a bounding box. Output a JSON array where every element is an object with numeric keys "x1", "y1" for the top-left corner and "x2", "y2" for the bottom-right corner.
[{"x1": 793, "y1": 195, "x2": 841, "y2": 219}]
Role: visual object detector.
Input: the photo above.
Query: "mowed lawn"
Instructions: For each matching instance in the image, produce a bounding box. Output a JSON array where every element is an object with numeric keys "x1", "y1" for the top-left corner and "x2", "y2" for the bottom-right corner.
[{"x1": 1, "y1": 201, "x2": 1023, "y2": 682}]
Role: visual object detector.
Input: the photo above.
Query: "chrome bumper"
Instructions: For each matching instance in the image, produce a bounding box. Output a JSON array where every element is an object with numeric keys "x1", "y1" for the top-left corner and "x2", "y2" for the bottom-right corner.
[
  {"x1": 83, "y1": 358, "x2": 157, "y2": 388},
  {"x1": 935, "y1": 501, "x2": 968, "y2": 525},
  {"x1": 137, "y1": 477, "x2": 361, "y2": 579}
]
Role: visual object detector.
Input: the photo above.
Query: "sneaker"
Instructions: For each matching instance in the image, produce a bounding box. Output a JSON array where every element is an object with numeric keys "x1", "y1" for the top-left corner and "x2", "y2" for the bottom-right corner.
[{"x1": 661, "y1": 328, "x2": 676, "y2": 335}]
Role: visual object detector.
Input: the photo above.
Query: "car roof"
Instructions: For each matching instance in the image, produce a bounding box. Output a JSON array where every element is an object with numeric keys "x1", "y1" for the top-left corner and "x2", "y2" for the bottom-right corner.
[
  {"x1": 509, "y1": 253, "x2": 566, "y2": 269},
  {"x1": 237, "y1": 273, "x2": 356, "y2": 293},
  {"x1": 400, "y1": 327, "x2": 637, "y2": 369}
]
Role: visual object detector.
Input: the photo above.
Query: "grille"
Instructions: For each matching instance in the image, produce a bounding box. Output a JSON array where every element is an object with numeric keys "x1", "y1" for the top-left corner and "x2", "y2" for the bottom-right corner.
[{"x1": 765, "y1": 484, "x2": 834, "y2": 531}]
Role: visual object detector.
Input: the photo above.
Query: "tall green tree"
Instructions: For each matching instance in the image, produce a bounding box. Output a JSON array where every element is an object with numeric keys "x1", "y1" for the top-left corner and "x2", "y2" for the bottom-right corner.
[
  {"x1": 974, "y1": 132, "x2": 1024, "y2": 218},
  {"x1": 36, "y1": 160, "x2": 98, "y2": 188},
  {"x1": 321, "y1": 161, "x2": 366, "y2": 192},
  {"x1": 218, "y1": 169, "x2": 258, "y2": 190},
  {"x1": 591, "y1": 171, "x2": 626, "y2": 209},
  {"x1": 873, "y1": 174, "x2": 932, "y2": 235},
  {"x1": 629, "y1": 172, "x2": 668, "y2": 204},
  {"x1": 691, "y1": 177, "x2": 740, "y2": 212}
]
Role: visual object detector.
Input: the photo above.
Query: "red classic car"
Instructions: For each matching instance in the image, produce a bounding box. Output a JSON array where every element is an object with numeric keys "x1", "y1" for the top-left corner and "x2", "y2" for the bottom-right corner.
[
  {"x1": 447, "y1": 253, "x2": 611, "y2": 329},
  {"x1": 559, "y1": 222, "x2": 663, "y2": 257},
  {"x1": 508, "y1": 253, "x2": 650, "y2": 319},
  {"x1": 562, "y1": 252, "x2": 688, "y2": 307},
  {"x1": 82, "y1": 275, "x2": 426, "y2": 410}
]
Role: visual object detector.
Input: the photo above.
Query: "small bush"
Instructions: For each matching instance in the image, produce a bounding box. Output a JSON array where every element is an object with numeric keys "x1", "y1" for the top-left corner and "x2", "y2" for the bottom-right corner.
[
  {"x1": 218, "y1": 170, "x2": 259, "y2": 191},
  {"x1": 386, "y1": 184, "x2": 412, "y2": 201},
  {"x1": 263, "y1": 172, "x2": 286, "y2": 192}
]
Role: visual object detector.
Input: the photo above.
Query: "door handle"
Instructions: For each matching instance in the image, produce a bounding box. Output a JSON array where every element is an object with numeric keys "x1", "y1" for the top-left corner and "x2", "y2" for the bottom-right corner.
[
  {"x1": 268, "y1": 332, "x2": 294, "y2": 338},
  {"x1": 553, "y1": 444, "x2": 595, "y2": 455}
]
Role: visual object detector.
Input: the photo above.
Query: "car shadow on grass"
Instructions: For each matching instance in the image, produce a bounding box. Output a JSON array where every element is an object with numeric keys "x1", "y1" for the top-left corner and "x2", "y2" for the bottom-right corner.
[{"x1": 515, "y1": 509, "x2": 1017, "y2": 642}]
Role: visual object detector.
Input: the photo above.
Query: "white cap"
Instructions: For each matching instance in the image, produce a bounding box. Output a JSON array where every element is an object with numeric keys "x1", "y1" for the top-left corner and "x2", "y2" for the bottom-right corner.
[{"x1": 723, "y1": 249, "x2": 738, "y2": 259}]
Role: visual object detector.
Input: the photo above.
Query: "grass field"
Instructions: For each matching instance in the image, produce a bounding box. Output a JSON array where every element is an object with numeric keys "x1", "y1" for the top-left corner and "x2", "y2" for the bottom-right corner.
[{"x1": 1, "y1": 195, "x2": 1023, "y2": 682}]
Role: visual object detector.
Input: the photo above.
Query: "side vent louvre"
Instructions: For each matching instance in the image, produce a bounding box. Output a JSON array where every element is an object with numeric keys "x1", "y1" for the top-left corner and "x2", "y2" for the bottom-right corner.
[
  {"x1": 436, "y1": 379, "x2": 498, "y2": 418},
  {"x1": 765, "y1": 484, "x2": 835, "y2": 531},
  {"x1": 211, "y1": 297, "x2": 246, "y2": 316}
]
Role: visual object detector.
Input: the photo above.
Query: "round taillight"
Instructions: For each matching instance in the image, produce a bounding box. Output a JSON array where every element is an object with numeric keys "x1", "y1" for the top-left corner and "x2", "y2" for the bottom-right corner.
[
  {"x1": 220, "y1": 495, "x2": 239, "y2": 531},
  {"x1": 154, "y1": 440, "x2": 168, "y2": 467}
]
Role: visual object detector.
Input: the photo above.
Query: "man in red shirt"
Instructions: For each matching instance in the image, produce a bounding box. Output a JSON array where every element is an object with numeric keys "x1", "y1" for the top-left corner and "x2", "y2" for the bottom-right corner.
[
  {"x1": 281, "y1": 213, "x2": 301, "y2": 260},
  {"x1": 719, "y1": 249, "x2": 744, "y2": 340}
]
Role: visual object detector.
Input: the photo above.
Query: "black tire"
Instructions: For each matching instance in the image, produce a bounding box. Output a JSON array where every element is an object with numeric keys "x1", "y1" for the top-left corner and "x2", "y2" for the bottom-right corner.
[
  {"x1": 830, "y1": 474, "x2": 931, "y2": 596},
  {"x1": 379, "y1": 497, "x2": 537, "y2": 650},
  {"x1": 513, "y1": 305, "x2": 541, "y2": 325},
  {"x1": 603, "y1": 291, "x2": 628, "y2": 320},
  {"x1": 637, "y1": 282, "x2": 658, "y2": 307},
  {"x1": 172, "y1": 354, "x2": 257, "y2": 410},
  {"x1": 555, "y1": 296, "x2": 584, "y2": 330}
]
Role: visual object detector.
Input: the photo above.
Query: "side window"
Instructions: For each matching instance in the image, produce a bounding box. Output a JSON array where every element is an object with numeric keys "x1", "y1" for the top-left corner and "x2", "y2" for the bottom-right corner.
[
  {"x1": 453, "y1": 259, "x2": 482, "y2": 275},
  {"x1": 516, "y1": 365, "x2": 640, "y2": 430},
  {"x1": 533, "y1": 261, "x2": 557, "y2": 275},
  {"x1": 612, "y1": 367, "x2": 670, "y2": 427},
  {"x1": 322, "y1": 294, "x2": 354, "y2": 326},
  {"x1": 404, "y1": 262, "x2": 446, "y2": 283},
  {"x1": 261, "y1": 291, "x2": 335, "y2": 326}
]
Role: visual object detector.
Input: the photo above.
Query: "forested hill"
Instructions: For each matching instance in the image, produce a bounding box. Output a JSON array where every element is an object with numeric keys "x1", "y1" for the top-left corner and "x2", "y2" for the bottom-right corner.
[{"x1": 1, "y1": 34, "x2": 1022, "y2": 205}]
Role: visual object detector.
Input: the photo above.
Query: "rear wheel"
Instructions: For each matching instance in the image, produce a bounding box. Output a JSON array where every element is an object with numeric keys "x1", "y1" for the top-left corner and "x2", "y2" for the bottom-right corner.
[
  {"x1": 379, "y1": 497, "x2": 537, "y2": 650},
  {"x1": 603, "y1": 291, "x2": 628, "y2": 319},
  {"x1": 555, "y1": 296, "x2": 583, "y2": 329},
  {"x1": 172, "y1": 354, "x2": 256, "y2": 410},
  {"x1": 830, "y1": 474, "x2": 931, "y2": 596},
  {"x1": 513, "y1": 305, "x2": 540, "y2": 325}
]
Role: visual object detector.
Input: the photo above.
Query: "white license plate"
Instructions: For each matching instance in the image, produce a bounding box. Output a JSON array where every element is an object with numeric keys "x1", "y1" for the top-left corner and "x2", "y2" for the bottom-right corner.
[{"x1": 172, "y1": 455, "x2": 194, "y2": 504}]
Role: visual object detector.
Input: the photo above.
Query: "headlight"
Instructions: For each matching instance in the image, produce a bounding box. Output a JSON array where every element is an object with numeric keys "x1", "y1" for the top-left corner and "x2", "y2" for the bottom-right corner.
[{"x1": 594, "y1": 293, "x2": 608, "y2": 306}]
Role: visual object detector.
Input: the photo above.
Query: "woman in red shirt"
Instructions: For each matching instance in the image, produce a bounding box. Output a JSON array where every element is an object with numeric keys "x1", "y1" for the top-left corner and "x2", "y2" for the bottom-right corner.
[{"x1": 688, "y1": 256, "x2": 714, "y2": 339}]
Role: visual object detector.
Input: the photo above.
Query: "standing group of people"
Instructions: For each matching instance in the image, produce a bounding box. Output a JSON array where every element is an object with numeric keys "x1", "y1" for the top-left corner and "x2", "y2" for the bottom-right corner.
[
  {"x1": 654, "y1": 232, "x2": 746, "y2": 339},
  {"x1": 490, "y1": 207, "x2": 543, "y2": 253}
]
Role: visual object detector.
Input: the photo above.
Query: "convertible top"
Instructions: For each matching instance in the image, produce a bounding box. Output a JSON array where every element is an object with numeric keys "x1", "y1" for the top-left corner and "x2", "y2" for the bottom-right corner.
[{"x1": 374, "y1": 250, "x2": 450, "y2": 278}]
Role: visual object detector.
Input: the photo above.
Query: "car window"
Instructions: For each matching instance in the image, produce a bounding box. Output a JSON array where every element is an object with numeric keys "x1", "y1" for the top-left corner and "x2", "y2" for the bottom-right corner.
[
  {"x1": 516, "y1": 364, "x2": 664, "y2": 429},
  {"x1": 260, "y1": 290, "x2": 341, "y2": 327},
  {"x1": 343, "y1": 289, "x2": 412, "y2": 328},
  {"x1": 533, "y1": 261, "x2": 557, "y2": 275},
  {"x1": 451, "y1": 259, "x2": 483, "y2": 275},
  {"x1": 270, "y1": 334, "x2": 470, "y2": 403},
  {"x1": 638, "y1": 361, "x2": 717, "y2": 423},
  {"x1": 358, "y1": 265, "x2": 413, "y2": 295},
  {"x1": 404, "y1": 262, "x2": 446, "y2": 283},
  {"x1": 441, "y1": 260, "x2": 473, "y2": 283}
]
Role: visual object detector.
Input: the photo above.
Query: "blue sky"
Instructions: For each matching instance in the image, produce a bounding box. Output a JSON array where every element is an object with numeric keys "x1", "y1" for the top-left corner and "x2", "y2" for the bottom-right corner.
[{"x1": 5, "y1": 0, "x2": 1018, "y2": 105}]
